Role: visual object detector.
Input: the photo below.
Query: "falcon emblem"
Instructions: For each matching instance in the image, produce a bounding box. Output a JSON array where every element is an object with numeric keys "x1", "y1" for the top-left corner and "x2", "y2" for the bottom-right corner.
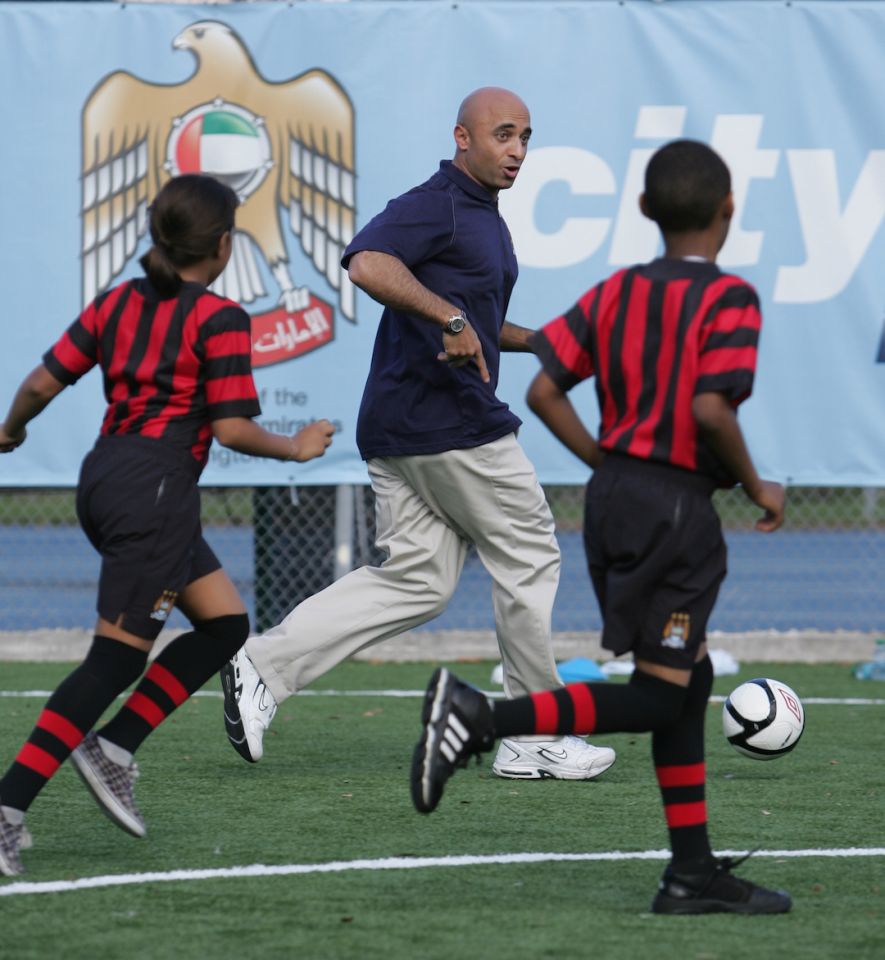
[{"x1": 81, "y1": 20, "x2": 356, "y2": 363}]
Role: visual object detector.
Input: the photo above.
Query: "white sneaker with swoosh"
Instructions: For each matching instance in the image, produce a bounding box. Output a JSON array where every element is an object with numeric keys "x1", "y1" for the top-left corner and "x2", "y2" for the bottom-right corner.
[
  {"x1": 492, "y1": 735, "x2": 616, "y2": 780},
  {"x1": 221, "y1": 648, "x2": 277, "y2": 763}
]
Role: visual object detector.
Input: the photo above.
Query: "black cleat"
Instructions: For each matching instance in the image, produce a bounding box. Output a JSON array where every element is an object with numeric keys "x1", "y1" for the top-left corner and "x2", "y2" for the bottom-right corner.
[
  {"x1": 410, "y1": 668, "x2": 495, "y2": 814},
  {"x1": 651, "y1": 854, "x2": 792, "y2": 915}
]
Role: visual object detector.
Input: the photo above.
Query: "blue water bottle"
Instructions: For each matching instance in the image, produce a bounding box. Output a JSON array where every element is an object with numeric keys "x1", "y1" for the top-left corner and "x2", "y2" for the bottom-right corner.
[{"x1": 853, "y1": 638, "x2": 885, "y2": 680}]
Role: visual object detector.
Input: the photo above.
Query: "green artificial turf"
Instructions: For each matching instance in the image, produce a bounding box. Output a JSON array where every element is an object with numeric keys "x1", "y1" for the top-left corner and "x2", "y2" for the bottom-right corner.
[{"x1": 0, "y1": 660, "x2": 882, "y2": 960}]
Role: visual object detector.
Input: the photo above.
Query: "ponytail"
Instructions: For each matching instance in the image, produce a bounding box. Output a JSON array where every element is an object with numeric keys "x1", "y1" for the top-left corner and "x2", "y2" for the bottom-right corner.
[
  {"x1": 139, "y1": 245, "x2": 183, "y2": 298},
  {"x1": 142, "y1": 175, "x2": 239, "y2": 298}
]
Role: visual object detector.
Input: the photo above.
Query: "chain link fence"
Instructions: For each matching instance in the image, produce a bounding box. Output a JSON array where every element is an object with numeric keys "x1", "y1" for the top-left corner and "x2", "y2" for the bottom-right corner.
[{"x1": 0, "y1": 485, "x2": 882, "y2": 637}]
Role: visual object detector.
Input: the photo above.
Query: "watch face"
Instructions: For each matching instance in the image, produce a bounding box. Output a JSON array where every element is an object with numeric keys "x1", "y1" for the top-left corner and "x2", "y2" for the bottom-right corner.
[{"x1": 446, "y1": 315, "x2": 466, "y2": 333}]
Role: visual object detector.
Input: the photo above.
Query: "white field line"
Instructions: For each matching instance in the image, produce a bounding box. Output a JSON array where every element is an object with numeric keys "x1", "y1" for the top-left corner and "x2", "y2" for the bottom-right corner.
[
  {"x1": 1, "y1": 689, "x2": 884, "y2": 706},
  {"x1": 1, "y1": 847, "x2": 883, "y2": 898}
]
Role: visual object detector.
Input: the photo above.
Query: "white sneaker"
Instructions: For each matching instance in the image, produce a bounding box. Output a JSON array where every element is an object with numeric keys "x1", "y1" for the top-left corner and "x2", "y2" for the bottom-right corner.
[
  {"x1": 492, "y1": 735, "x2": 616, "y2": 780},
  {"x1": 220, "y1": 648, "x2": 278, "y2": 763}
]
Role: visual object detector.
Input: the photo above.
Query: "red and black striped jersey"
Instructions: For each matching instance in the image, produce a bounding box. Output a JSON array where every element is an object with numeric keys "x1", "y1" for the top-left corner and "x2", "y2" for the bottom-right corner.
[
  {"x1": 532, "y1": 258, "x2": 761, "y2": 481},
  {"x1": 43, "y1": 278, "x2": 260, "y2": 469}
]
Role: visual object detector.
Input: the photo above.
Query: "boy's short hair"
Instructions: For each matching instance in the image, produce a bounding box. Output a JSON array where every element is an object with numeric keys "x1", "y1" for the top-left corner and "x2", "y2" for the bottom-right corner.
[{"x1": 643, "y1": 140, "x2": 731, "y2": 233}]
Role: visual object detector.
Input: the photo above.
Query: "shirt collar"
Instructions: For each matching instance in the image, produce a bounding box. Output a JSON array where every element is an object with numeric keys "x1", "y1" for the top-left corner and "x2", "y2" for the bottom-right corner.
[{"x1": 439, "y1": 159, "x2": 498, "y2": 204}]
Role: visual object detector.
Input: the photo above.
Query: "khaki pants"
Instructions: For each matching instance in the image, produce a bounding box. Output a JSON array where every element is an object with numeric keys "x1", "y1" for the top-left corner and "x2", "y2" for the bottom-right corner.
[{"x1": 248, "y1": 433, "x2": 563, "y2": 702}]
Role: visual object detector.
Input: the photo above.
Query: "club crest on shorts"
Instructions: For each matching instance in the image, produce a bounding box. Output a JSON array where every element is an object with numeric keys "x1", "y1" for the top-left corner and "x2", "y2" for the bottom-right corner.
[
  {"x1": 149, "y1": 589, "x2": 179, "y2": 622},
  {"x1": 80, "y1": 19, "x2": 357, "y2": 366},
  {"x1": 661, "y1": 612, "x2": 690, "y2": 650}
]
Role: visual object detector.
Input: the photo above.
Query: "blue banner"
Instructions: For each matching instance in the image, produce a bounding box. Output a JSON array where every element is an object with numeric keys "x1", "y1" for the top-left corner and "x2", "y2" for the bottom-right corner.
[{"x1": 1, "y1": 1, "x2": 883, "y2": 486}]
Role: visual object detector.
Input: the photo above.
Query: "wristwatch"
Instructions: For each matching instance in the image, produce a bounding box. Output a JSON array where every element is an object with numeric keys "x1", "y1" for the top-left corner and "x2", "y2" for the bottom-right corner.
[{"x1": 444, "y1": 311, "x2": 467, "y2": 335}]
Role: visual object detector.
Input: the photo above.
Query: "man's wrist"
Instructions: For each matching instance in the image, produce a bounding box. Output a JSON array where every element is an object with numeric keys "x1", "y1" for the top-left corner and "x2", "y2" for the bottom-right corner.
[{"x1": 443, "y1": 310, "x2": 467, "y2": 335}]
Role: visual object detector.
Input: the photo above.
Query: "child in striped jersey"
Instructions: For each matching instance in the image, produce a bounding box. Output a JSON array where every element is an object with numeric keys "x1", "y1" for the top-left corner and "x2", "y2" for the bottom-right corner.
[
  {"x1": 410, "y1": 140, "x2": 790, "y2": 916},
  {"x1": 0, "y1": 174, "x2": 334, "y2": 877}
]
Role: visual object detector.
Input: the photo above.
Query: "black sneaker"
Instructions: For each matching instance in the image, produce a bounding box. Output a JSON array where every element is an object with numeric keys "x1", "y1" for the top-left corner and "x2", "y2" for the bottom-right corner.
[
  {"x1": 411, "y1": 668, "x2": 495, "y2": 814},
  {"x1": 651, "y1": 854, "x2": 792, "y2": 915}
]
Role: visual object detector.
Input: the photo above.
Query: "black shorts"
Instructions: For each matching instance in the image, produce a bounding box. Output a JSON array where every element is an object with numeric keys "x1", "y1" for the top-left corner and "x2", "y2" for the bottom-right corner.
[
  {"x1": 76, "y1": 435, "x2": 221, "y2": 640},
  {"x1": 583, "y1": 453, "x2": 726, "y2": 671}
]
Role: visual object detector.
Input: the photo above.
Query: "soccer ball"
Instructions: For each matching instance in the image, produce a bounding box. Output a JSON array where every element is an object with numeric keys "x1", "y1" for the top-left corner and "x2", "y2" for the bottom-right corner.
[{"x1": 722, "y1": 678, "x2": 805, "y2": 760}]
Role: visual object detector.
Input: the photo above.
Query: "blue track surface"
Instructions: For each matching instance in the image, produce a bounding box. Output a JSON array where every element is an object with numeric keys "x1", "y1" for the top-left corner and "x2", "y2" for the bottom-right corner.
[{"x1": 1, "y1": 526, "x2": 881, "y2": 633}]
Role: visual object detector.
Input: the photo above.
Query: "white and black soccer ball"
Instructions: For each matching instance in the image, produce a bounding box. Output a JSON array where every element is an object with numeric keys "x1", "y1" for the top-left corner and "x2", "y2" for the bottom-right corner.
[{"x1": 722, "y1": 678, "x2": 805, "y2": 760}]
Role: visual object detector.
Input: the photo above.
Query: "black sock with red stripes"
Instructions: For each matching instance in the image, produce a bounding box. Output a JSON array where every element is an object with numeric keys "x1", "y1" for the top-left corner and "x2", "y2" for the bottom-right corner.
[
  {"x1": 491, "y1": 668, "x2": 687, "y2": 737},
  {"x1": 97, "y1": 614, "x2": 248, "y2": 756},
  {"x1": 652, "y1": 654, "x2": 715, "y2": 869},
  {"x1": 0, "y1": 636, "x2": 147, "y2": 813}
]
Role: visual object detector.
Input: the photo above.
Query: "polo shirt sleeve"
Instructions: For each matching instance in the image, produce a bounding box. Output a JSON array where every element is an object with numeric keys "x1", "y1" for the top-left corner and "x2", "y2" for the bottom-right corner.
[
  {"x1": 695, "y1": 279, "x2": 761, "y2": 406},
  {"x1": 529, "y1": 285, "x2": 599, "y2": 392},
  {"x1": 200, "y1": 303, "x2": 262, "y2": 421},
  {"x1": 42, "y1": 305, "x2": 100, "y2": 386},
  {"x1": 342, "y1": 189, "x2": 455, "y2": 269}
]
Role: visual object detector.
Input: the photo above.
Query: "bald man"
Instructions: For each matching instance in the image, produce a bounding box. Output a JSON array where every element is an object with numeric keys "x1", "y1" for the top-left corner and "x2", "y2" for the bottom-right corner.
[{"x1": 221, "y1": 88, "x2": 616, "y2": 782}]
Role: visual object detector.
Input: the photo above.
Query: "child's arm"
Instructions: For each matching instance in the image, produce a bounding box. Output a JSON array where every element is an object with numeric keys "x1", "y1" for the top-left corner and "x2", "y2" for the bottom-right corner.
[
  {"x1": 499, "y1": 320, "x2": 535, "y2": 353},
  {"x1": 692, "y1": 391, "x2": 784, "y2": 532},
  {"x1": 527, "y1": 370, "x2": 603, "y2": 468},
  {"x1": 0, "y1": 364, "x2": 67, "y2": 452},
  {"x1": 211, "y1": 417, "x2": 335, "y2": 463}
]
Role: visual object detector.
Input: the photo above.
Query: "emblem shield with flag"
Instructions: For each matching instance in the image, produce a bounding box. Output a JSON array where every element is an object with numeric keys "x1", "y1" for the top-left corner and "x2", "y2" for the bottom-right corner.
[{"x1": 81, "y1": 20, "x2": 356, "y2": 366}]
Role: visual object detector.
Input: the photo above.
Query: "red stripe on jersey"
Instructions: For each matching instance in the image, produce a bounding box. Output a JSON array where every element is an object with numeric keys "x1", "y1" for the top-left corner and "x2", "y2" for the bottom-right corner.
[
  {"x1": 139, "y1": 392, "x2": 194, "y2": 438},
  {"x1": 701, "y1": 304, "x2": 761, "y2": 341},
  {"x1": 16, "y1": 742, "x2": 61, "y2": 778},
  {"x1": 101, "y1": 282, "x2": 130, "y2": 320},
  {"x1": 629, "y1": 279, "x2": 689, "y2": 459},
  {"x1": 605, "y1": 273, "x2": 651, "y2": 449},
  {"x1": 47, "y1": 284, "x2": 129, "y2": 381},
  {"x1": 141, "y1": 298, "x2": 204, "y2": 439},
  {"x1": 51, "y1": 329, "x2": 95, "y2": 379},
  {"x1": 36, "y1": 709, "x2": 84, "y2": 750},
  {"x1": 124, "y1": 691, "x2": 165, "y2": 729},
  {"x1": 532, "y1": 690, "x2": 560, "y2": 734},
  {"x1": 144, "y1": 663, "x2": 188, "y2": 707},
  {"x1": 676, "y1": 290, "x2": 717, "y2": 465},
  {"x1": 112, "y1": 298, "x2": 177, "y2": 436},
  {"x1": 205, "y1": 375, "x2": 260, "y2": 406},
  {"x1": 78, "y1": 298, "x2": 100, "y2": 333},
  {"x1": 191, "y1": 422, "x2": 214, "y2": 464},
  {"x1": 203, "y1": 328, "x2": 253, "y2": 358},
  {"x1": 136, "y1": 297, "x2": 179, "y2": 378},
  {"x1": 698, "y1": 345, "x2": 757, "y2": 378},
  {"x1": 543, "y1": 315, "x2": 594, "y2": 382},
  {"x1": 697, "y1": 274, "x2": 739, "y2": 312},
  {"x1": 664, "y1": 800, "x2": 708, "y2": 828},
  {"x1": 655, "y1": 762, "x2": 706, "y2": 788},
  {"x1": 694, "y1": 276, "x2": 757, "y2": 346},
  {"x1": 592, "y1": 271, "x2": 627, "y2": 432},
  {"x1": 567, "y1": 682, "x2": 597, "y2": 733},
  {"x1": 104, "y1": 293, "x2": 143, "y2": 388}
]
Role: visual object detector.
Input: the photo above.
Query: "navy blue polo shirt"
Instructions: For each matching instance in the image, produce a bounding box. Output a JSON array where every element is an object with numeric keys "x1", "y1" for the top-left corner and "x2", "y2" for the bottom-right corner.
[{"x1": 342, "y1": 160, "x2": 522, "y2": 459}]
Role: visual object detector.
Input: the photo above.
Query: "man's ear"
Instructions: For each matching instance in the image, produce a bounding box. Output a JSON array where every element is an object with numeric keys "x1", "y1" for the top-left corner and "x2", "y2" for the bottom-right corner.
[
  {"x1": 639, "y1": 193, "x2": 652, "y2": 221},
  {"x1": 721, "y1": 192, "x2": 735, "y2": 222},
  {"x1": 453, "y1": 123, "x2": 470, "y2": 152}
]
